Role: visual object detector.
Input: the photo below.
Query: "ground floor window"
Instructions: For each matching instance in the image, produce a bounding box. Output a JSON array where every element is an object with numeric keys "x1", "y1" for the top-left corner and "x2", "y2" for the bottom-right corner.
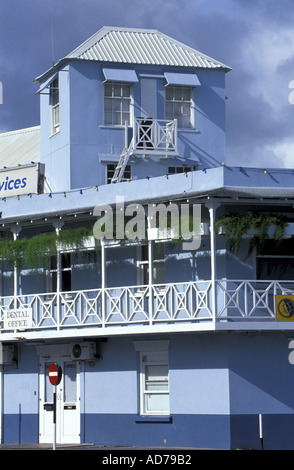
[
  {"x1": 142, "y1": 353, "x2": 169, "y2": 414},
  {"x1": 134, "y1": 341, "x2": 170, "y2": 415}
]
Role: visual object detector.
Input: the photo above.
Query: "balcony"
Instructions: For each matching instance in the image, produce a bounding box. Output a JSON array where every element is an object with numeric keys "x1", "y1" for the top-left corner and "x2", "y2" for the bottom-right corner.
[
  {"x1": 111, "y1": 118, "x2": 178, "y2": 183},
  {"x1": 0, "y1": 279, "x2": 293, "y2": 340},
  {"x1": 132, "y1": 118, "x2": 178, "y2": 156}
]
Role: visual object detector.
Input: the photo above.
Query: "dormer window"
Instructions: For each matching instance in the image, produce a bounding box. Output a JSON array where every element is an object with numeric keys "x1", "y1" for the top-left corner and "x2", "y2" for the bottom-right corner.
[
  {"x1": 104, "y1": 82, "x2": 132, "y2": 126},
  {"x1": 165, "y1": 86, "x2": 192, "y2": 129},
  {"x1": 50, "y1": 77, "x2": 59, "y2": 134}
]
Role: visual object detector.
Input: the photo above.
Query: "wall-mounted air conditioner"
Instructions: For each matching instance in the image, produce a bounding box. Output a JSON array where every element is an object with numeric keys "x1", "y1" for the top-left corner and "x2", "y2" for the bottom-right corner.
[{"x1": 71, "y1": 342, "x2": 97, "y2": 361}]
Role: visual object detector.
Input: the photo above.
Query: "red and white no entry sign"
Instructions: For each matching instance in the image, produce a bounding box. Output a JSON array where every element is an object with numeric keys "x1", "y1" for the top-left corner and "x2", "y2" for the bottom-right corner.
[{"x1": 48, "y1": 362, "x2": 62, "y2": 386}]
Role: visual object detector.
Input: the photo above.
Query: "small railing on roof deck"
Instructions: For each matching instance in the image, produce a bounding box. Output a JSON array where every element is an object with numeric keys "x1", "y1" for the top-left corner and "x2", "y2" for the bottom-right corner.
[{"x1": 132, "y1": 118, "x2": 178, "y2": 156}]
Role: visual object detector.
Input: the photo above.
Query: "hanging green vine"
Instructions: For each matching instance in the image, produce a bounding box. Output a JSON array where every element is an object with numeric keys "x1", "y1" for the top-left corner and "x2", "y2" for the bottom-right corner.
[
  {"x1": 0, "y1": 226, "x2": 93, "y2": 271},
  {"x1": 215, "y1": 212, "x2": 289, "y2": 255}
]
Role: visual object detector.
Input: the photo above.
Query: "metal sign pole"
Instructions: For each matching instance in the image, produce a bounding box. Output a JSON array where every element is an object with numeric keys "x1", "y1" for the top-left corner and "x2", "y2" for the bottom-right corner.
[
  {"x1": 259, "y1": 413, "x2": 263, "y2": 450},
  {"x1": 53, "y1": 386, "x2": 56, "y2": 450},
  {"x1": 48, "y1": 363, "x2": 62, "y2": 451}
]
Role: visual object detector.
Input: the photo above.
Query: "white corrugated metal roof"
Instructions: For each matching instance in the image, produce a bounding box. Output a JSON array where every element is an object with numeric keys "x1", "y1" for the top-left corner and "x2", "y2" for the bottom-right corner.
[
  {"x1": 35, "y1": 27, "x2": 230, "y2": 82},
  {"x1": 0, "y1": 126, "x2": 40, "y2": 167}
]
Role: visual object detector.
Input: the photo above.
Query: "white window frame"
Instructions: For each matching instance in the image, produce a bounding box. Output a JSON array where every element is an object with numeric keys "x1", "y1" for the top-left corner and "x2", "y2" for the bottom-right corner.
[
  {"x1": 165, "y1": 85, "x2": 193, "y2": 129},
  {"x1": 139, "y1": 350, "x2": 170, "y2": 416},
  {"x1": 104, "y1": 81, "x2": 133, "y2": 126},
  {"x1": 48, "y1": 253, "x2": 72, "y2": 292},
  {"x1": 168, "y1": 165, "x2": 193, "y2": 175},
  {"x1": 50, "y1": 77, "x2": 60, "y2": 134},
  {"x1": 106, "y1": 163, "x2": 131, "y2": 184}
]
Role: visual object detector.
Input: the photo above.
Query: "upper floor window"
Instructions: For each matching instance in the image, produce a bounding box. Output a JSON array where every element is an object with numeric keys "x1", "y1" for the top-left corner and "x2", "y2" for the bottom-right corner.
[
  {"x1": 106, "y1": 163, "x2": 131, "y2": 184},
  {"x1": 104, "y1": 82, "x2": 132, "y2": 126},
  {"x1": 165, "y1": 85, "x2": 192, "y2": 129},
  {"x1": 168, "y1": 166, "x2": 192, "y2": 175},
  {"x1": 50, "y1": 77, "x2": 59, "y2": 134}
]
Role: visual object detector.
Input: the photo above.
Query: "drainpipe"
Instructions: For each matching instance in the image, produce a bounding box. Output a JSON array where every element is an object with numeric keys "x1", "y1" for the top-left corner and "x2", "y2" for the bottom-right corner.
[
  {"x1": 101, "y1": 241, "x2": 106, "y2": 328},
  {"x1": 206, "y1": 200, "x2": 220, "y2": 325},
  {"x1": 53, "y1": 219, "x2": 63, "y2": 329},
  {"x1": 11, "y1": 224, "x2": 22, "y2": 301},
  {"x1": 148, "y1": 239, "x2": 154, "y2": 326},
  {"x1": 4, "y1": 225, "x2": 22, "y2": 444}
]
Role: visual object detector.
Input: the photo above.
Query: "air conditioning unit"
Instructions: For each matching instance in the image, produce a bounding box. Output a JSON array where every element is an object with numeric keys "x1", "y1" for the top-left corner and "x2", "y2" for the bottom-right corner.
[
  {"x1": 0, "y1": 343, "x2": 17, "y2": 365},
  {"x1": 71, "y1": 342, "x2": 97, "y2": 361}
]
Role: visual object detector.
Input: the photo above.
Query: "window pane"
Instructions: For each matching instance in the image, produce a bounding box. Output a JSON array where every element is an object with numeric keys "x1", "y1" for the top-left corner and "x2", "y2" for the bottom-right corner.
[
  {"x1": 113, "y1": 84, "x2": 121, "y2": 97},
  {"x1": 165, "y1": 87, "x2": 173, "y2": 100},
  {"x1": 165, "y1": 102, "x2": 173, "y2": 119},
  {"x1": 122, "y1": 85, "x2": 131, "y2": 97},
  {"x1": 112, "y1": 99, "x2": 121, "y2": 112},
  {"x1": 64, "y1": 363, "x2": 77, "y2": 403},
  {"x1": 173, "y1": 102, "x2": 182, "y2": 118},
  {"x1": 113, "y1": 112, "x2": 121, "y2": 125},
  {"x1": 181, "y1": 115, "x2": 190, "y2": 128},
  {"x1": 175, "y1": 87, "x2": 183, "y2": 100},
  {"x1": 45, "y1": 363, "x2": 53, "y2": 403},
  {"x1": 182, "y1": 87, "x2": 190, "y2": 101},
  {"x1": 104, "y1": 98, "x2": 112, "y2": 111},
  {"x1": 182, "y1": 103, "x2": 190, "y2": 115},
  {"x1": 104, "y1": 84, "x2": 112, "y2": 96},
  {"x1": 146, "y1": 383, "x2": 168, "y2": 391},
  {"x1": 122, "y1": 113, "x2": 130, "y2": 125},
  {"x1": 145, "y1": 393, "x2": 169, "y2": 412},
  {"x1": 122, "y1": 100, "x2": 129, "y2": 111},
  {"x1": 104, "y1": 112, "x2": 113, "y2": 125},
  {"x1": 146, "y1": 364, "x2": 168, "y2": 381}
]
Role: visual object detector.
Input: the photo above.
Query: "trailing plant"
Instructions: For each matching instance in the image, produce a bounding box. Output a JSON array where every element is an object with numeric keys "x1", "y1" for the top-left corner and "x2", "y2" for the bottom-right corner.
[
  {"x1": 24, "y1": 232, "x2": 58, "y2": 271},
  {"x1": 0, "y1": 226, "x2": 93, "y2": 271},
  {"x1": 0, "y1": 237, "x2": 27, "y2": 271},
  {"x1": 215, "y1": 212, "x2": 289, "y2": 255}
]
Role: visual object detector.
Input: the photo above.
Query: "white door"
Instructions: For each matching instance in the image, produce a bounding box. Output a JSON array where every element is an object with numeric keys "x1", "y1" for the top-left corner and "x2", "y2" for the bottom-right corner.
[{"x1": 39, "y1": 359, "x2": 80, "y2": 444}]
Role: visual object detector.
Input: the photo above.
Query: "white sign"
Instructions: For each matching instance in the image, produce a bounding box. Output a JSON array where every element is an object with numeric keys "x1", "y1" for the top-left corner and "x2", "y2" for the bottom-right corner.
[
  {"x1": 4, "y1": 308, "x2": 33, "y2": 330},
  {"x1": 0, "y1": 163, "x2": 44, "y2": 198}
]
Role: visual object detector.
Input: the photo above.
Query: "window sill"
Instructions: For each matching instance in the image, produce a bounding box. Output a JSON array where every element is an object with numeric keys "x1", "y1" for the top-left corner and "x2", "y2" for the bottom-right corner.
[
  {"x1": 178, "y1": 128, "x2": 200, "y2": 133},
  {"x1": 135, "y1": 415, "x2": 173, "y2": 424},
  {"x1": 50, "y1": 130, "x2": 60, "y2": 138},
  {"x1": 99, "y1": 125, "x2": 131, "y2": 129}
]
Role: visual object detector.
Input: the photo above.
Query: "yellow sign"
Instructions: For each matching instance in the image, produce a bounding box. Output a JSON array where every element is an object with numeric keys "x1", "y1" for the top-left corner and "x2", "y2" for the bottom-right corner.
[{"x1": 275, "y1": 295, "x2": 294, "y2": 321}]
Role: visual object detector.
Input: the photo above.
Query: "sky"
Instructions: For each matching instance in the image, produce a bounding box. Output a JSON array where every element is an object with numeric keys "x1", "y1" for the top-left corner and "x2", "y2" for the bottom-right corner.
[{"x1": 0, "y1": 0, "x2": 294, "y2": 168}]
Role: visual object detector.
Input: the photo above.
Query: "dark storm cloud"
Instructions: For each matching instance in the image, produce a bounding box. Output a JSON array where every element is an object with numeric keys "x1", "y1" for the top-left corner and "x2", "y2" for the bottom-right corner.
[{"x1": 0, "y1": 0, "x2": 294, "y2": 168}]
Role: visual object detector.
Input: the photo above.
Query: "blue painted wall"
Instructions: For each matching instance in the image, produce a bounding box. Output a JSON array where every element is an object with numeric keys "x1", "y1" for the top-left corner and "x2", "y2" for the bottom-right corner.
[
  {"x1": 3, "y1": 332, "x2": 294, "y2": 449},
  {"x1": 3, "y1": 346, "x2": 39, "y2": 444}
]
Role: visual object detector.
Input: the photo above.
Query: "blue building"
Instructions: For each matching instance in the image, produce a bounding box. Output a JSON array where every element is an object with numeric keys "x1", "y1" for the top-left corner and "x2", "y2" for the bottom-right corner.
[{"x1": 0, "y1": 26, "x2": 294, "y2": 449}]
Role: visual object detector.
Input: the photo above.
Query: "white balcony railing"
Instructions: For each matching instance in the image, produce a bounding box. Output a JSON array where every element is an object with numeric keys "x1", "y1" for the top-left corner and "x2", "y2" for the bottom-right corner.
[
  {"x1": 133, "y1": 118, "x2": 178, "y2": 155},
  {"x1": 216, "y1": 280, "x2": 294, "y2": 321},
  {"x1": 0, "y1": 280, "x2": 294, "y2": 338}
]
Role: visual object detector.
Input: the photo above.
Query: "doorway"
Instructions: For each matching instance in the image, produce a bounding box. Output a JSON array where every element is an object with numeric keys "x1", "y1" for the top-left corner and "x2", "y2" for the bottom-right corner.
[{"x1": 39, "y1": 358, "x2": 80, "y2": 444}]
